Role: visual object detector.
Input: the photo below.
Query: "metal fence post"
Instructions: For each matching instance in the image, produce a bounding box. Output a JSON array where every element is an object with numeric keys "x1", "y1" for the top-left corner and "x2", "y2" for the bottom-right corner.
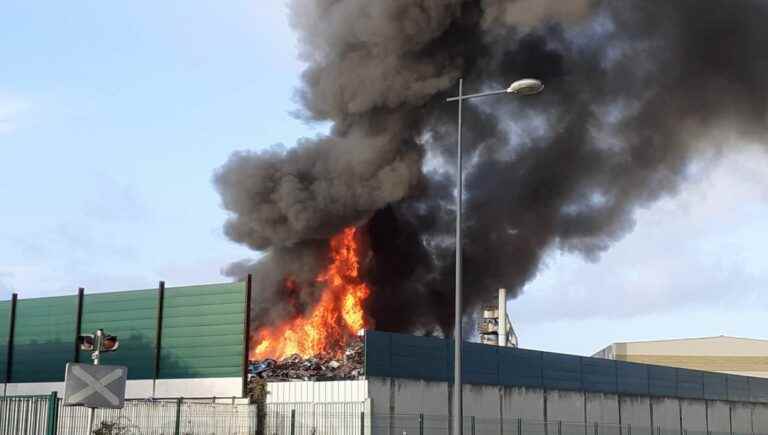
[
  {"x1": 46, "y1": 392, "x2": 59, "y2": 435},
  {"x1": 595, "y1": 422, "x2": 599, "y2": 435},
  {"x1": 559, "y1": 421, "x2": 563, "y2": 435},
  {"x1": 518, "y1": 417, "x2": 522, "y2": 435},
  {"x1": 290, "y1": 409, "x2": 296, "y2": 435},
  {"x1": 471, "y1": 416, "x2": 476, "y2": 435},
  {"x1": 174, "y1": 398, "x2": 182, "y2": 435},
  {"x1": 361, "y1": 411, "x2": 365, "y2": 435}
]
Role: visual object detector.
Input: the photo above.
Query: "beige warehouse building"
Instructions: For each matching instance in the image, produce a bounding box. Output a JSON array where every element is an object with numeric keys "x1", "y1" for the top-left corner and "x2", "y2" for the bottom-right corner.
[{"x1": 593, "y1": 335, "x2": 768, "y2": 378}]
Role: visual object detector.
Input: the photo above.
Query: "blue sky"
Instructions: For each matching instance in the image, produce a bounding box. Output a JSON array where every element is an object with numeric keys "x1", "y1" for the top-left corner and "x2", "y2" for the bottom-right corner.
[
  {"x1": 1, "y1": 1, "x2": 315, "y2": 295},
  {"x1": 2, "y1": 1, "x2": 766, "y2": 355}
]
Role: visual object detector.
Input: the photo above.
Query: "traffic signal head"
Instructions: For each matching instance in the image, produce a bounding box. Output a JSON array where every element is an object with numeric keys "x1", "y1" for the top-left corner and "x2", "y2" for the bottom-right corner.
[
  {"x1": 78, "y1": 332, "x2": 119, "y2": 353},
  {"x1": 78, "y1": 334, "x2": 95, "y2": 351},
  {"x1": 101, "y1": 335, "x2": 119, "y2": 352}
]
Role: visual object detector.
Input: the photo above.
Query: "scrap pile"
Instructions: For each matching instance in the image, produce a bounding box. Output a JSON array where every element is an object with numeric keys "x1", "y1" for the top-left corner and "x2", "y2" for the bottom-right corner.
[{"x1": 249, "y1": 338, "x2": 364, "y2": 382}]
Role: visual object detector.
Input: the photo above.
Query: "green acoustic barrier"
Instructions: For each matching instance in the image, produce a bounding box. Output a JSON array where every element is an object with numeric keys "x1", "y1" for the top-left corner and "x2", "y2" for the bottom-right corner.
[
  {"x1": 0, "y1": 300, "x2": 9, "y2": 383},
  {"x1": 12, "y1": 296, "x2": 78, "y2": 383},
  {"x1": 159, "y1": 282, "x2": 245, "y2": 379},
  {"x1": 79, "y1": 288, "x2": 158, "y2": 379}
]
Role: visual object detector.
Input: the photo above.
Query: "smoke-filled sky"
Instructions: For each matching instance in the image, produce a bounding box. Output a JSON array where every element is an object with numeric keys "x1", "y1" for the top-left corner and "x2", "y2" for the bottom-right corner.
[{"x1": 2, "y1": 1, "x2": 767, "y2": 355}]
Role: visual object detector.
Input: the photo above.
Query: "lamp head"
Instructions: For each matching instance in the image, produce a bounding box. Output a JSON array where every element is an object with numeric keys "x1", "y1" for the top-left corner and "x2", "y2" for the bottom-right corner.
[{"x1": 507, "y1": 78, "x2": 544, "y2": 95}]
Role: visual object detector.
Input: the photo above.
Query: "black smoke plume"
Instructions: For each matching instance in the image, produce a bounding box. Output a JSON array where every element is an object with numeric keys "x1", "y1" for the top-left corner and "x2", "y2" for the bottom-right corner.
[{"x1": 215, "y1": 0, "x2": 768, "y2": 336}]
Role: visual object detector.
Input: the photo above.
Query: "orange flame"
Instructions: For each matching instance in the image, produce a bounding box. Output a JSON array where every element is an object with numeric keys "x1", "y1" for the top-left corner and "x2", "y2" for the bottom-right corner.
[{"x1": 250, "y1": 227, "x2": 372, "y2": 360}]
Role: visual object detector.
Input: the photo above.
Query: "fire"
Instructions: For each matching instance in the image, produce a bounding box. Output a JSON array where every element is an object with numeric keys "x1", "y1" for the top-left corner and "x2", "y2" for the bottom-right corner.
[{"x1": 251, "y1": 227, "x2": 372, "y2": 360}]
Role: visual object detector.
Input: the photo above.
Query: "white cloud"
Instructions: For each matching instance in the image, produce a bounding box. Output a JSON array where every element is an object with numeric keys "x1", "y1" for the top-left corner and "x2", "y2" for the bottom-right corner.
[{"x1": 0, "y1": 93, "x2": 31, "y2": 134}]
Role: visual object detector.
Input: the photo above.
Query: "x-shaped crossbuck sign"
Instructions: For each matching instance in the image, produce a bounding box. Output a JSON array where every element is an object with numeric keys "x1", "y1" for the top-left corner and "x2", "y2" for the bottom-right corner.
[{"x1": 68, "y1": 365, "x2": 124, "y2": 406}]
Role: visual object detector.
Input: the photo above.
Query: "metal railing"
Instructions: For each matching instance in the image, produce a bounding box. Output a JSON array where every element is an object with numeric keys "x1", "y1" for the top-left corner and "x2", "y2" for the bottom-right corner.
[
  {"x1": 0, "y1": 393, "x2": 58, "y2": 435},
  {"x1": 57, "y1": 398, "x2": 257, "y2": 435},
  {"x1": 1, "y1": 395, "x2": 765, "y2": 435},
  {"x1": 265, "y1": 402, "x2": 366, "y2": 435}
]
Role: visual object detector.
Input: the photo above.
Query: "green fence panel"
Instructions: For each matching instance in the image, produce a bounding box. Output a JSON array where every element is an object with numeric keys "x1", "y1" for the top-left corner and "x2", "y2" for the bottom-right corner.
[
  {"x1": 159, "y1": 282, "x2": 245, "y2": 379},
  {"x1": 0, "y1": 300, "x2": 9, "y2": 383},
  {"x1": 80, "y1": 288, "x2": 158, "y2": 379},
  {"x1": 11, "y1": 295, "x2": 77, "y2": 382}
]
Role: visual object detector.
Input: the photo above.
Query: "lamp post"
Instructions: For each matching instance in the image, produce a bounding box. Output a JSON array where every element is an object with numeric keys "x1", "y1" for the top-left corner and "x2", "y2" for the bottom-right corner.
[{"x1": 445, "y1": 78, "x2": 543, "y2": 435}]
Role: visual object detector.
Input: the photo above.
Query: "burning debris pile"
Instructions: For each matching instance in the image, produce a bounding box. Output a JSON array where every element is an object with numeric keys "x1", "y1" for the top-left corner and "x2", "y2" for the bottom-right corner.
[{"x1": 249, "y1": 336, "x2": 364, "y2": 382}]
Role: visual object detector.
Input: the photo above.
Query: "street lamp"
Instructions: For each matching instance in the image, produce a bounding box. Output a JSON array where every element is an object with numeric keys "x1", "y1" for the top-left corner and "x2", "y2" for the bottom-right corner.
[{"x1": 445, "y1": 78, "x2": 543, "y2": 435}]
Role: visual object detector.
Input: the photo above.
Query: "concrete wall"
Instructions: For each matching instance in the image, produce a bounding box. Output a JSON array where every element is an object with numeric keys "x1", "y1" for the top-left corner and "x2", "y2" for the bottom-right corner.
[
  {"x1": 681, "y1": 399, "x2": 707, "y2": 432},
  {"x1": 263, "y1": 378, "x2": 768, "y2": 435},
  {"x1": 586, "y1": 393, "x2": 620, "y2": 425},
  {"x1": 547, "y1": 390, "x2": 586, "y2": 423},
  {"x1": 708, "y1": 401, "x2": 732, "y2": 434},
  {"x1": 754, "y1": 404, "x2": 768, "y2": 434},
  {"x1": 731, "y1": 403, "x2": 752, "y2": 435},
  {"x1": 502, "y1": 387, "x2": 544, "y2": 421},
  {"x1": 652, "y1": 398, "x2": 682, "y2": 434},
  {"x1": 620, "y1": 395, "x2": 652, "y2": 435}
]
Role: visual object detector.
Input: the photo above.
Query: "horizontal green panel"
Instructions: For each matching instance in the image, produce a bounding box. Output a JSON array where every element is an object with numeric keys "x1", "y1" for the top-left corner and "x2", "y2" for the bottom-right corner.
[
  {"x1": 15, "y1": 295, "x2": 76, "y2": 310},
  {"x1": 85, "y1": 300, "x2": 157, "y2": 313},
  {"x1": 164, "y1": 282, "x2": 244, "y2": 298},
  {"x1": 161, "y1": 344, "x2": 242, "y2": 358},
  {"x1": 163, "y1": 335, "x2": 243, "y2": 348},
  {"x1": 85, "y1": 288, "x2": 156, "y2": 302},
  {"x1": 159, "y1": 354, "x2": 242, "y2": 371},
  {"x1": 163, "y1": 313, "x2": 243, "y2": 328},
  {"x1": 82, "y1": 311, "x2": 156, "y2": 325},
  {"x1": 164, "y1": 295, "x2": 244, "y2": 310},
  {"x1": 161, "y1": 366, "x2": 242, "y2": 379},
  {"x1": 81, "y1": 322, "x2": 155, "y2": 333},
  {"x1": 164, "y1": 304, "x2": 243, "y2": 319},
  {"x1": 162, "y1": 325, "x2": 242, "y2": 339}
]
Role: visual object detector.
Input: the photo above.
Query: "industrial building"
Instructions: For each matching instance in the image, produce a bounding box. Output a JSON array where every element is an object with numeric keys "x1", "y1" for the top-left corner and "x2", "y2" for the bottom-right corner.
[
  {"x1": 478, "y1": 288, "x2": 519, "y2": 348},
  {"x1": 593, "y1": 336, "x2": 768, "y2": 378}
]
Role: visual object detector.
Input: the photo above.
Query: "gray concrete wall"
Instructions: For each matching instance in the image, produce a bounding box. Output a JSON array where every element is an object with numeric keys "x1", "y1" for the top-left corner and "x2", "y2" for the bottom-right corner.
[
  {"x1": 501, "y1": 386, "x2": 544, "y2": 422},
  {"x1": 651, "y1": 398, "x2": 682, "y2": 434},
  {"x1": 463, "y1": 384, "x2": 501, "y2": 420},
  {"x1": 681, "y1": 399, "x2": 707, "y2": 432},
  {"x1": 731, "y1": 403, "x2": 753, "y2": 435},
  {"x1": 344, "y1": 378, "x2": 768, "y2": 434},
  {"x1": 620, "y1": 396, "x2": 652, "y2": 435},
  {"x1": 753, "y1": 404, "x2": 768, "y2": 435},
  {"x1": 547, "y1": 390, "x2": 586, "y2": 423},
  {"x1": 586, "y1": 393, "x2": 620, "y2": 425},
  {"x1": 707, "y1": 401, "x2": 732, "y2": 434}
]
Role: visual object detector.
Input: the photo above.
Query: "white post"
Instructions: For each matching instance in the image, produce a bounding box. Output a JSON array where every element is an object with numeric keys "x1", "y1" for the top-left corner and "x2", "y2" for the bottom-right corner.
[{"x1": 498, "y1": 288, "x2": 507, "y2": 347}]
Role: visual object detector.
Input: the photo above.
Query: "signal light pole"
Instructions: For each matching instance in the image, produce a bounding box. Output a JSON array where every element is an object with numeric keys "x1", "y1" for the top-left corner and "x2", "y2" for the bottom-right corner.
[
  {"x1": 445, "y1": 78, "x2": 543, "y2": 435},
  {"x1": 78, "y1": 329, "x2": 119, "y2": 434}
]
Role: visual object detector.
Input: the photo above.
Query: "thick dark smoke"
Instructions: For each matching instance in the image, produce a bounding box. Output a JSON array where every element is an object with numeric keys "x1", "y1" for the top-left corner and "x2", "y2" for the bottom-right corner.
[{"x1": 215, "y1": 0, "x2": 768, "y2": 336}]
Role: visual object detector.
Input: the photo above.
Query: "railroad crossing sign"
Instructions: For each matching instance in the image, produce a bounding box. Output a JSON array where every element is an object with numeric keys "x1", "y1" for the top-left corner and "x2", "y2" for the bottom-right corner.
[{"x1": 63, "y1": 363, "x2": 128, "y2": 409}]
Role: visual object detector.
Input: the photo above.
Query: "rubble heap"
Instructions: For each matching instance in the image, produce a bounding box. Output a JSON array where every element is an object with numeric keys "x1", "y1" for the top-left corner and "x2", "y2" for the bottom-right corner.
[{"x1": 249, "y1": 337, "x2": 364, "y2": 382}]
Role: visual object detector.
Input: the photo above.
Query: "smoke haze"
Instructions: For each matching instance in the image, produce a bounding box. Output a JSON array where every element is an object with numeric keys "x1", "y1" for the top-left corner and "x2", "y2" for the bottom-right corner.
[{"x1": 215, "y1": 0, "x2": 768, "y2": 335}]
